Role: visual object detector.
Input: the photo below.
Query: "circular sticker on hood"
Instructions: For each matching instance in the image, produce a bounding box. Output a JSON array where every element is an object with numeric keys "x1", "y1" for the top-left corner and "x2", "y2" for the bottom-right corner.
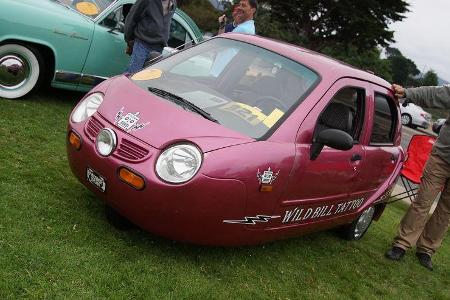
[
  {"x1": 131, "y1": 69, "x2": 163, "y2": 81},
  {"x1": 76, "y1": 2, "x2": 99, "y2": 15}
]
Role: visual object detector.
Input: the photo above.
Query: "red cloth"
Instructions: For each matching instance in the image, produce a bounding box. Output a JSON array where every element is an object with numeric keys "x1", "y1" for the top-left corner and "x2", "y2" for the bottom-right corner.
[{"x1": 401, "y1": 135, "x2": 437, "y2": 184}]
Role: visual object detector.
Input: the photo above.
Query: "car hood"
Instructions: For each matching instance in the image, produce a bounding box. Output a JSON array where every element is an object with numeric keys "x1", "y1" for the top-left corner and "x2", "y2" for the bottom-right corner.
[
  {"x1": 17, "y1": 0, "x2": 92, "y2": 20},
  {"x1": 97, "y1": 76, "x2": 255, "y2": 152}
]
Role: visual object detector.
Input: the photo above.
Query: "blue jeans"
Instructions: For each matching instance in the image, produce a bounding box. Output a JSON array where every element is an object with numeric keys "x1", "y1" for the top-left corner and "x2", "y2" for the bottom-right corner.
[{"x1": 126, "y1": 40, "x2": 163, "y2": 73}]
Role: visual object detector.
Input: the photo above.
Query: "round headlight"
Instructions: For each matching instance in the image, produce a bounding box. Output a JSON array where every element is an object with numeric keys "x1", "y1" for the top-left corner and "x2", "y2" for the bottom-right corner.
[
  {"x1": 96, "y1": 128, "x2": 117, "y2": 156},
  {"x1": 156, "y1": 144, "x2": 202, "y2": 183},
  {"x1": 71, "y1": 92, "x2": 104, "y2": 123}
]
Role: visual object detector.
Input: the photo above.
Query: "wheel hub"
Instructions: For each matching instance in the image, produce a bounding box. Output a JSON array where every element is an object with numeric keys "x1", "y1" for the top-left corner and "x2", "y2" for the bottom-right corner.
[
  {"x1": 354, "y1": 207, "x2": 375, "y2": 239},
  {"x1": 0, "y1": 54, "x2": 30, "y2": 89},
  {"x1": 401, "y1": 115, "x2": 410, "y2": 125}
]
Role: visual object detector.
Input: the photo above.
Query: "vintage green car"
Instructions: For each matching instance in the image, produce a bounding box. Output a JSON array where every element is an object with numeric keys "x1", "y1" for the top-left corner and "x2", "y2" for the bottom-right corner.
[{"x1": 0, "y1": 0, "x2": 203, "y2": 99}]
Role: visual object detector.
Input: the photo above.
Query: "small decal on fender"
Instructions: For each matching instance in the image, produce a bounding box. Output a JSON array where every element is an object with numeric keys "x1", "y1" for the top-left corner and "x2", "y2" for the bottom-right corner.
[
  {"x1": 257, "y1": 167, "x2": 280, "y2": 184},
  {"x1": 223, "y1": 215, "x2": 281, "y2": 225}
]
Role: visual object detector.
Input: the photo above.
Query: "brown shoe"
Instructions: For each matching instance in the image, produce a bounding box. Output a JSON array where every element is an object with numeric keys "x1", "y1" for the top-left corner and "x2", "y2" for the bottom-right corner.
[{"x1": 416, "y1": 252, "x2": 433, "y2": 271}]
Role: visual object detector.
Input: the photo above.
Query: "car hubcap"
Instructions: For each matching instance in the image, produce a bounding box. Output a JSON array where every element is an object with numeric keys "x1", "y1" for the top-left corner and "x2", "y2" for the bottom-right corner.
[
  {"x1": 354, "y1": 207, "x2": 375, "y2": 239},
  {"x1": 0, "y1": 54, "x2": 30, "y2": 90},
  {"x1": 401, "y1": 115, "x2": 410, "y2": 125}
]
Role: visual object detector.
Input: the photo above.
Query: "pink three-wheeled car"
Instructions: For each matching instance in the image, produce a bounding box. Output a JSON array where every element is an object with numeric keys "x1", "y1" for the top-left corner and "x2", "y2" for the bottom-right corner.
[{"x1": 67, "y1": 34, "x2": 403, "y2": 246}]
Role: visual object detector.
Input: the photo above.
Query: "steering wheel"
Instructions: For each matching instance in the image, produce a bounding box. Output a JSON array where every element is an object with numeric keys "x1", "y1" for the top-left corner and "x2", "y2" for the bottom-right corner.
[{"x1": 254, "y1": 96, "x2": 288, "y2": 114}]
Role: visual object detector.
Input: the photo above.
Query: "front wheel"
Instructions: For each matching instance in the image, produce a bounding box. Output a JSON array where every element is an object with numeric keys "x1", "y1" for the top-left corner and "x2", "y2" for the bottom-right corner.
[
  {"x1": 401, "y1": 113, "x2": 412, "y2": 126},
  {"x1": 340, "y1": 206, "x2": 375, "y2": 240},
  {"x1": 0, "y1": 44, "x2": 41, "y2": 99}
]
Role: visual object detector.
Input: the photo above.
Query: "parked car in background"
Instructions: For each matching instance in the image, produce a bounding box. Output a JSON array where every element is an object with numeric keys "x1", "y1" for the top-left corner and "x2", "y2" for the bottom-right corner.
[
  {"x1": 67, "y1": 34, "x2": 403, "y2": 246},
  {"x1": 432, "y1": 118, "x2": 446, "y2": 134},
  {"x1": 400, "y1": 102, "x2": 432, "y2": 129},
  {"x1": 0, "y1": 0, "x2": 203, "y2": 99}
]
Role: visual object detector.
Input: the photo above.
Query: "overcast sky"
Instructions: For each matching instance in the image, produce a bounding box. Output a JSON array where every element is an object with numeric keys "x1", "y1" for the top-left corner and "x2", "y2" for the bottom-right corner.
[{"x1": 389, "y1": 0, "x2": 450, "y2": 82}]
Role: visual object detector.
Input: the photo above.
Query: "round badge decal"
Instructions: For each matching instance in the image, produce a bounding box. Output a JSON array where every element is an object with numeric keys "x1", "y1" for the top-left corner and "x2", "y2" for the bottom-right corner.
[
  {"x1": 75, "y1": 2, "x2": 99, "y2": 15},
  {"x1": 131, "y1": 69, "x2": 163, "y2": 81}
]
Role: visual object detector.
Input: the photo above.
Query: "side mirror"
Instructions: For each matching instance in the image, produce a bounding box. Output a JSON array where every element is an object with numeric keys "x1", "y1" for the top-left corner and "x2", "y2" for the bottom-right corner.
[{"x1": 310, "y1": 129, "x2": 354, "y2": 160}]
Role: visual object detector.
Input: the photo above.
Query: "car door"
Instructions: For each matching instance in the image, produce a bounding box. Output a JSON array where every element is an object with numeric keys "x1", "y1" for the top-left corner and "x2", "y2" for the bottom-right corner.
[
  {"x1": 80, "y1": 1, "x2": 133, "y2": 89},
  {"x1": 276, "y1": 79, "x2": 369, "y2": 226},
  {"x1": 356, "y1": 84, "x2": 402, "y2": 199}
]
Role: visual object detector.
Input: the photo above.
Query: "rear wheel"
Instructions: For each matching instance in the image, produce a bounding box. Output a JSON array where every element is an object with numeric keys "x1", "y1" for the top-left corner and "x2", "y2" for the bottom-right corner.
[
  {"x1": 0, "y1": 44, "x2": 41, "y2": 99},
  {"x1": 340, "y1": 206, "x2": 375, "y2": 240},
  {"x1": 401, "y1": 113, "x2": 412, "y2": 126}
]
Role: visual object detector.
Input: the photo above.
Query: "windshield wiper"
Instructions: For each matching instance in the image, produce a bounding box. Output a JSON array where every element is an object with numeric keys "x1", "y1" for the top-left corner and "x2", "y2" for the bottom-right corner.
[{"x1": 148, "y1": 87, "x2": 219, "y2": 123}]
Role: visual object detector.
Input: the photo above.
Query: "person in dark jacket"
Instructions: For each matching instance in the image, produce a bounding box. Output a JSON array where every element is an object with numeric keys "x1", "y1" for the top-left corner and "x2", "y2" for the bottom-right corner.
[
  {"x1": 124, "y1": 0, "x2": 176, "y2": 73},
  {"x1": 385, "y1": 84, "x2": 450, "y2": 271}
]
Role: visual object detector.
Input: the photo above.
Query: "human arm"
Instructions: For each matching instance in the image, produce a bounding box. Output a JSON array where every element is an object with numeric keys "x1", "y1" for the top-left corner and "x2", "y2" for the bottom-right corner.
[
  {"x1": 124, "y1": 0, "x2": 146, "y2": 43},
  {"x1": 217, "y1": 14, "x2": 227, "y2": 35},
  {"x1": 405, "y1": 85, "x2": 450, "y2": 109}
]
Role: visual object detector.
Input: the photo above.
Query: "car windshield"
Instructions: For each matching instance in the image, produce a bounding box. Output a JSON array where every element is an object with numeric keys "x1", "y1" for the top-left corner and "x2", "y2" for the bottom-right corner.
[
  {"x1": 58, "y1": 0, "x2": 114, "y2": 18},
  {"x1": 130, "y1": 38, "x2": 320, "y2": 139}
]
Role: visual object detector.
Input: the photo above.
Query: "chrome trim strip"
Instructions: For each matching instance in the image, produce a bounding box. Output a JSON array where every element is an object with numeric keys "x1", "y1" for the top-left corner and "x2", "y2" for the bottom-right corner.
[
  {"x1": 54, "y1": 71, "x2": 82, "y2": 84},
  {"x1": 54, "y1": 71, "x2": 108, "y2": 86},
  {"x1": 94, "y1": 0, "x2": 119, "y2": 23},
  {"x1": 80, "y1": 74, "x2": 108, "y2": 86}
]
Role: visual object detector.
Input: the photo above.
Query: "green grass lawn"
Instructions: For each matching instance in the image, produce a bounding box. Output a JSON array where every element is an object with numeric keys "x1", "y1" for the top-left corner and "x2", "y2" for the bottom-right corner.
[{"x1": 1, "y1": 89, "x2": 449, "y2": 299}]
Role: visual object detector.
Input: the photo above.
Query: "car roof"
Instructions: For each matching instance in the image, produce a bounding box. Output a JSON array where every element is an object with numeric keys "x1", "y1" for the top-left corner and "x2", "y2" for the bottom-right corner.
[{"x1": 220, "y1": 33, "x2": 391, "y2": 90}]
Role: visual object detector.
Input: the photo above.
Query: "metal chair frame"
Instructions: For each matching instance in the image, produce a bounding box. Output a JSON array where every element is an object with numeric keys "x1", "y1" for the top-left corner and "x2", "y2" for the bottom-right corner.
[{"x1": 389, "y1": 134, "x2": 436, "y2": 203}]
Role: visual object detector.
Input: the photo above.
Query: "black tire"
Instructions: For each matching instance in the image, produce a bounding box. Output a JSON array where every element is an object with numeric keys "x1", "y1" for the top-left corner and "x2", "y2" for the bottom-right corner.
[
  {"x1": 105, "y1": 205, "x2": 136, "y2": 230},
  {"x1": 340, "y1": 206, "x2": 375, "y2": 240},
  {"x1": 436, "y1": 125, "x2": 442, "y2": 134},
  {"x1": 0, "y1": 43, "x2": 43, "y2": 99},
  {"x1": 401, "y1": 113, "x2": 412, "y2": 126}
]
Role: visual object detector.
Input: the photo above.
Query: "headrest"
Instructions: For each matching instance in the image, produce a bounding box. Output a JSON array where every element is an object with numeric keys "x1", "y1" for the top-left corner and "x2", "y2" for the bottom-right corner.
[{"x1": 320, "y1": 102, "x2": 353, "y2": 133}]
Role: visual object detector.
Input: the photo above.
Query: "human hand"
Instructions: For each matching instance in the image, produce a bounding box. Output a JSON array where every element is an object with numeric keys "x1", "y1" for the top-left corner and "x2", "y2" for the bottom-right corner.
[
  {"x1": 218, "y1": 14, "x2": 227, "y2": 26},
  {"x1": 125, "y1": 40, "x2": 134, "y2": 56},
  {"x1": 392, "y1": 84, "x2": 406, "y2": 98}
]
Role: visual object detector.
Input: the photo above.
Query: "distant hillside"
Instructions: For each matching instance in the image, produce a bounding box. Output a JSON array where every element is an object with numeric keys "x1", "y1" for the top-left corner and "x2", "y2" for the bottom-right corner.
[{"x1": 438, "y1": 77, "x2": 449, "y2": 85}]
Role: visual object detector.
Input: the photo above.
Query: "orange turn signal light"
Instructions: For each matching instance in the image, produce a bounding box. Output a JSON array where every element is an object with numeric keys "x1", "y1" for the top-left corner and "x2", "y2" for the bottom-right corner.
[
  {"x1": 260, "y1": 184, "x2": 273, "y2": 192},
  {"x1": 118, "y1": 167, "x2": 145, "y2": 190},
  {"x1": 69, "y1": 131, "x2": 81, "y2": 150}
]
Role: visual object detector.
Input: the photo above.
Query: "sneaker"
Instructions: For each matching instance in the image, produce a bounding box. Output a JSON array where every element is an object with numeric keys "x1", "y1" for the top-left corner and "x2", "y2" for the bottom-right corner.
[
  {"x1": 416, "y1": 252, "x2": 433, "y2": 271},
  {"x1": 385, "y1": 246, "x2": 406, "y2": 261}
]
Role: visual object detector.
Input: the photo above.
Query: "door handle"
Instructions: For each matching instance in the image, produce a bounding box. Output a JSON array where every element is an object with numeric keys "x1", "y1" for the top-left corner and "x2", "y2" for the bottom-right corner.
[
  {"x1": 108, "y1": 28, "x2": 119, "y2": 35},
  {"x1": 350, "y1": 154, "x2": 362, "y2": 162}
]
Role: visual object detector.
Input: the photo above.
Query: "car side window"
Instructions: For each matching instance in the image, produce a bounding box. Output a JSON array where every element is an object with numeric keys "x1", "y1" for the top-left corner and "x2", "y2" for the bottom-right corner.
[
  {"x1": 168, "y1": 19, "x2": 193, "y2": 49},
  {"x1": 315, "y1": 87, "x2": 365, "y2": 142},
  {"x1": 370, "y1": 93, "x2": 397, "y2": 144},
  {"x1": 100, "y1": 5, "x2": 130, "y2": 32}
]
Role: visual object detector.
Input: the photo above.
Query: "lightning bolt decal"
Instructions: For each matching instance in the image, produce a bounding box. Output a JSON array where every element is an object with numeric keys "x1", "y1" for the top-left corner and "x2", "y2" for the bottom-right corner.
[{"x1": 223, "y1": 215, "x2": 280, "y2": 225}]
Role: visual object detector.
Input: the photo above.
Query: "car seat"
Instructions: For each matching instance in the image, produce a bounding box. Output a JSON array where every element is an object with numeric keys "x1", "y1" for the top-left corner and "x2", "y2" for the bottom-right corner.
[{"x1": 316, "y1": 102, "x2": 354, "y2": 136}]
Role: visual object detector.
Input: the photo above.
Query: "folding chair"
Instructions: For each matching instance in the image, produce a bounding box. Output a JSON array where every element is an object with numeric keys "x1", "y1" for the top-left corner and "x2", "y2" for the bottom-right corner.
[{"x1": 392, "y1": 134, "x2": 436, "y2": 202}]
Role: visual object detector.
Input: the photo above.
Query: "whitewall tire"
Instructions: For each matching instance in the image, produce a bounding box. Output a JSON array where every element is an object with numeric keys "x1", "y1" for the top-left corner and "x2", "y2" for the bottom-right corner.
[{"x1": 0, "y1": 44, "x2": 40, "y2": 99}]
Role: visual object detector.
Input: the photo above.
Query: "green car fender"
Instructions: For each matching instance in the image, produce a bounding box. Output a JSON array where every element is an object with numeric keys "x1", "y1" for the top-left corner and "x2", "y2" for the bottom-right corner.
[{"x1": 0, "y1": 0, "x2": 94, "y2": 76}]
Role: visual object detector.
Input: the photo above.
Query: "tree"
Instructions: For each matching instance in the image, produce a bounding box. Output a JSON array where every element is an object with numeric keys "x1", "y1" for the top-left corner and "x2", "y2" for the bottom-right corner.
[
  {"x1": 385, "y1": 47, "x2": 420, "y2": 86},
  {"x1": 421, "y1": 70, "x2": 438, "y2": 86},
  {"x1": 257, "y1": 0, "x2": 409, "y2": 53},
  {"x1": 178, "y1": 0, "x2": 223, "y2": 34},
  {"x1": 322, "y1": 46, "x2": 392, "y2": 82}
]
